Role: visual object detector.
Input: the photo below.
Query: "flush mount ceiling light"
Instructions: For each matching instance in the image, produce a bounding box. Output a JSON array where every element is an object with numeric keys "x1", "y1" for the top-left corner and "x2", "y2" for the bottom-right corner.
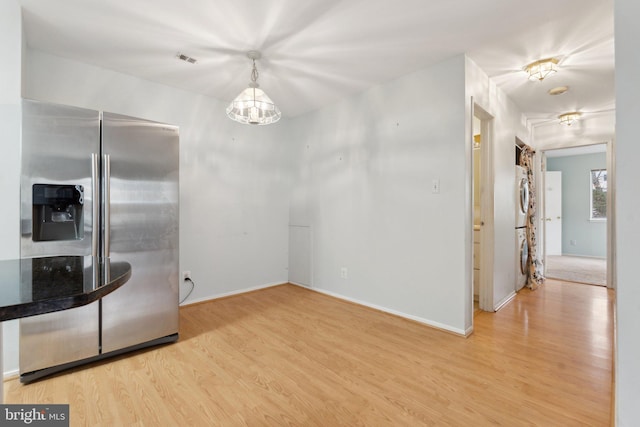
[
  {"x1": 226, "y1": 51, "x2": 281, "y2": 125},
  {"x1": 558, "y1": 112, "x2": 581, "y2": 126},
  {"x1": 524, "y1": 57, "x2": 559, "y2": 81},
  {"x1": 548, "y1": 86, "x2": 569, "y2": 96}
]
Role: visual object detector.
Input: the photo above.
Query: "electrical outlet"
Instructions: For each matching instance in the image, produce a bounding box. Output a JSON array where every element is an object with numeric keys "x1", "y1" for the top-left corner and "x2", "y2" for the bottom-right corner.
[
  {"x1": 340, "y1": 267, "x2": 348, "y2": 279},
  {"x1": 570, "y1": 240, "x2": 577, "y2": 246},
  {"x1": 183, "y1": 270, "x2": 191, "y2": 280}
]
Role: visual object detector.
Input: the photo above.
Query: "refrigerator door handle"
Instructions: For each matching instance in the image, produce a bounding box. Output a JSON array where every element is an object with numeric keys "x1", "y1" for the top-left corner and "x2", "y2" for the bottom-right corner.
[
  {"x1": 91, "y1": 153, "x2": 100, "y2": 258},
  {"x1": 103, "y1": 154, "x2": 111, "y2": 259}
]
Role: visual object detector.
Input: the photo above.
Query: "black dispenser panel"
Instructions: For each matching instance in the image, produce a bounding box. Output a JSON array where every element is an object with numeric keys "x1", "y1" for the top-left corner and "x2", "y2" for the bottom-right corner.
[{"x1": 32, "y1": 184, "x2": 84, "y2": 242}]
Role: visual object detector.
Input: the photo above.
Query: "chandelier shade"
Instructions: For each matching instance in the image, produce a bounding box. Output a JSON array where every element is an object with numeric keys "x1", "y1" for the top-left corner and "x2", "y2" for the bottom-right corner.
[
  {"x1": 226, "y1": 51, "x2": 281, "y2": 125},
  {"x1": 226, "y1": 86, "x2": 281, "y2": 125}
]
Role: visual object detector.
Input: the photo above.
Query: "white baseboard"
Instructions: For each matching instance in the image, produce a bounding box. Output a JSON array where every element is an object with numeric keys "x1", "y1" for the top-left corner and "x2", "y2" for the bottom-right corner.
[
  {"x1": 287, "y1": 281, "x2": 310, "y2": 288},
  {"x1": 180, "y1": 281, "x2": 286, "y2": 306},
  {"x1": 494, "y1": 291, "x2": 516, "y2": 312},
  {"x1": 291, "y1": 283, "x2": 467, "y2": 336},
  {"x1": 3, "y1": 369, "x2": 19, "y2": 381},
  {"x1": 559, "y1": 253, "x2": 606, "y2": 259}
]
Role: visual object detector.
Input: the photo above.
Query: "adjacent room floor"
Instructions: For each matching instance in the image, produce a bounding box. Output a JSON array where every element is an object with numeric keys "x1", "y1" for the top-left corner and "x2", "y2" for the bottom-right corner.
[
  {"x1": 4, "y1": 280, "x2": 614, "y2": 426},
  {"x1": 546, "y1": 254, "x2": 607, "y2": 286}
]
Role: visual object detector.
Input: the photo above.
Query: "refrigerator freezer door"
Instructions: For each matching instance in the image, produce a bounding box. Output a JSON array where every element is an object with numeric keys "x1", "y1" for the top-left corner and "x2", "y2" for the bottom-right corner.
[
  {"x1": 100, "y1": 112, "x2": 179, "y2": 353},
  {"x1": 20, "y1": 100, "x2": 99, "y2": 257},
  {"x1": 20, "y1": 100, "x2": 101, "y2": 374}
]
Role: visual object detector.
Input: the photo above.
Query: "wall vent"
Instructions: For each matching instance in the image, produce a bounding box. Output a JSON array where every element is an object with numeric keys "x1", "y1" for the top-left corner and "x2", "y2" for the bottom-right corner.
[{"x1": 177, "y1": 53, "x2": 197, "y2": 64}]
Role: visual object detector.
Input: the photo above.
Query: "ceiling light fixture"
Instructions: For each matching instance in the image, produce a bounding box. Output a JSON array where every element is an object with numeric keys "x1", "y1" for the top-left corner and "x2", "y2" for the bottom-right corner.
[
  {"x1": 524, "y1": 57, "x2": 559, "y2": 81},
  {"x1": 558, "y1": 112, "x2": 581, "y2": 126},
  {"x1": 226, "y1": 51, "x2": 281, "y2": 125},
  {"x1": 548, "y1": 86, "x2": 569, "y2": 96}
]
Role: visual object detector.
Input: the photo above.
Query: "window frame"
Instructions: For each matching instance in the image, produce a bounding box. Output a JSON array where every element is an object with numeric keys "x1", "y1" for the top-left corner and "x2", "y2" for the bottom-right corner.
[{"x1": 589, "y1": 168, "x2": 607, "y2": 222}]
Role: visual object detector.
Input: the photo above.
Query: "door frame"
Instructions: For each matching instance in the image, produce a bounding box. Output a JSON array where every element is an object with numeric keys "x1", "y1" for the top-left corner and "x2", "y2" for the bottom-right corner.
[
  {"x1": 539, "y1": 141, "x2": 615, "y2": 289},
  {"x1": 471, "y1": 102, "x2": 495, "y2": 312}
]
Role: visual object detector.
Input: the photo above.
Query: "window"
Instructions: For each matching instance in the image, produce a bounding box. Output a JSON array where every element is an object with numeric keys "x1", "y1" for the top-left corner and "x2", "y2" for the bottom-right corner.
[{"x1": 590, "y1": 169, "x2": 607, "y2": 220}]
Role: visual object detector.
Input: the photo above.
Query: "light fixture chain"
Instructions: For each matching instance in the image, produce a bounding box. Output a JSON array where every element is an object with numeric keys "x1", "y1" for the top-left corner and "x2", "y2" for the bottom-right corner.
[{"x1": 251, "y1": 59, "x2": 259, "y2": 84}]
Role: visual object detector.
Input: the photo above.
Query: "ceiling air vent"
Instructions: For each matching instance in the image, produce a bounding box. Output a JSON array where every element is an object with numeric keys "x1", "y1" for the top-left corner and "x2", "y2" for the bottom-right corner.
[{"x1": 177, "y1": 53, "x2": 197, "y2": 64}]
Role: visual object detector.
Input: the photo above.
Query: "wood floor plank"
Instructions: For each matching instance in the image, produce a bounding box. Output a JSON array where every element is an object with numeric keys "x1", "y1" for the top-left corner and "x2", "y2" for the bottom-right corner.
[{"x1": 4, "y1": 279, "x2": 613, "y2": 426}]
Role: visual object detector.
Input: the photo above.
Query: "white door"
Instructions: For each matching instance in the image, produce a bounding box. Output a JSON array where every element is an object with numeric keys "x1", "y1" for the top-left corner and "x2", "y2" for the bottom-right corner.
[{"x1": 545, "y1": 171, "x2": 562, "y2": 256}]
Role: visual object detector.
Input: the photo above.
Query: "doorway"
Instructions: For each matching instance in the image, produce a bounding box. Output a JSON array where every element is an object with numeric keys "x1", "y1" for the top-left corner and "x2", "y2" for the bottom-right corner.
[
  {"x1": 542, "y1": 143, "x2": 611, "y2": 287},
  {"x1": 472, "y1": 104, "x2": 494, "y2": 312},
  {"x1": 472, "y1": 116, "x2": 482, "y2": 310}
]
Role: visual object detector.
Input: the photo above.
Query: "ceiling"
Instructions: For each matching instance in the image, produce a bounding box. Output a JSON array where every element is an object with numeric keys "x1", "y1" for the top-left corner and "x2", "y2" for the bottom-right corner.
[
  {"x1": 545, "y1": 143, "x2": 607, "y2": 158},
  {"x1": 16, "y1": 0, "x2": 615, "y2": 144}
]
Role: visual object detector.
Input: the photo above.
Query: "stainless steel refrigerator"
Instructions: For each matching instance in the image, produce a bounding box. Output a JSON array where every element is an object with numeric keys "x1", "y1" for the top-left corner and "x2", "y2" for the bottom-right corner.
[{"x1": 19, "y1": 99, "x2": 179, "y2": 382}]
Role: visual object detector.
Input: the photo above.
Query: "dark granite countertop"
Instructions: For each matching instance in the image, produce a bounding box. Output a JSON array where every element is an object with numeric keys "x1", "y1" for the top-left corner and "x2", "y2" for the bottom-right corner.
[{"x1": 0, "y1": 256, "x2": 131, "y2": 321}]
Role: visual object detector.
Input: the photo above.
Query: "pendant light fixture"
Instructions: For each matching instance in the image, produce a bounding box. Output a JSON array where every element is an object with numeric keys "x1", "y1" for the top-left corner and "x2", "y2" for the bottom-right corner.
[{"x1": 226, "y1": 51, "x2": 281, "y2": 125}]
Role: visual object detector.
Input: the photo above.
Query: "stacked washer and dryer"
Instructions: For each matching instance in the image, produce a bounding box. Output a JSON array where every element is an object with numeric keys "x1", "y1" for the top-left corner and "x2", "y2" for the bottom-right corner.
[{"x1": 515, "y1": 166, "x2": 530, "y2": 290}]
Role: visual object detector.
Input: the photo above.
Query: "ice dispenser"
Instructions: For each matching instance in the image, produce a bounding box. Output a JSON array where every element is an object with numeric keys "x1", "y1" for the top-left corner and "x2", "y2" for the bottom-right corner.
[{"x1": 32, "y1": 184, "x2": 84, "y2": 242}]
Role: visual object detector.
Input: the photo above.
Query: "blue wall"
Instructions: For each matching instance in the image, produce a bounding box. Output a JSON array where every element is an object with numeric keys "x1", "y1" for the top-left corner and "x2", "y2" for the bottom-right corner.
[{"x1": 547, "y1": 152, "x2": 607, "y2": 257}]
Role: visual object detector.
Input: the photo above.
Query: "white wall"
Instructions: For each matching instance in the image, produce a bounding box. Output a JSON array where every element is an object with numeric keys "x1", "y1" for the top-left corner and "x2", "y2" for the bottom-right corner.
[
  {"x1": 24, "y1": 49, "x2": 292, "y2": 298},
  {"x1": 0, "y1": 48, "x2": 292, "y2": 376},
  {"x1": 0, "y1": 0, "x2": 23, "y2": 386},
  {"x1": 615, "y1": 0, "x2": 640, "y2": 423},
  {"x1": 287, "y1": 54, "x2": 530, "y2": 335},
  {"x1": 289, "y1": 55, "x2": 470, "y2": 334},
  {"x1": 546, "y1": 153, "x2": 607, "y2": 257},
  {"x1": 465, "y1": 57, "x2": 531, "y2": 311},
  {"x1": 0, "y1": 0, "x2": 22, "y2": 260}
]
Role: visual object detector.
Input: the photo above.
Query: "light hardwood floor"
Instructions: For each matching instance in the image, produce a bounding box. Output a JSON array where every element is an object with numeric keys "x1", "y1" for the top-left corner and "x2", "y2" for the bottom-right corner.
[{"x1": 5, "y1": 279, "x2": 613, "y2": 426}]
